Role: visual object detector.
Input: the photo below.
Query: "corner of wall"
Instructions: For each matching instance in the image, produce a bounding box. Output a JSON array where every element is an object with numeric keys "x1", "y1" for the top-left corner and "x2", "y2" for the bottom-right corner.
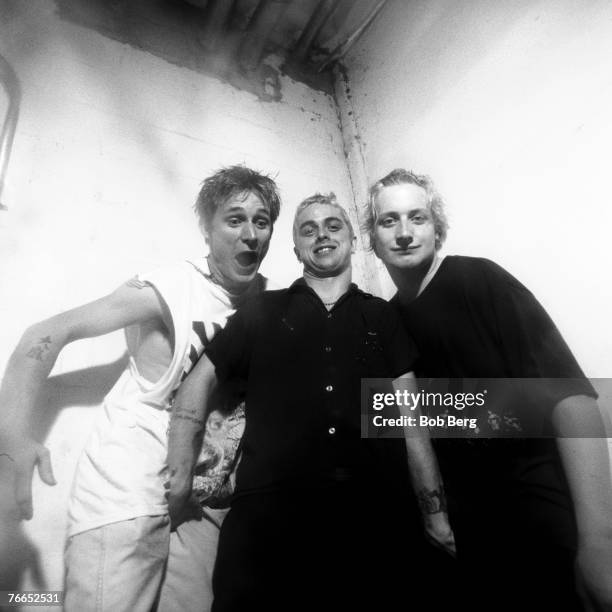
[{"x1": 331, "y1": 63, "x2": 381, "y2": 296}]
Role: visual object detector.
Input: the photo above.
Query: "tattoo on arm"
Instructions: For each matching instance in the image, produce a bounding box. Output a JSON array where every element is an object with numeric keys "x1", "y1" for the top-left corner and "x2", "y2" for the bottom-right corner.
[
  {"x1": 26, "y1": 336, "x2": 52, "y2": 362},
  {"x1": 174, "y1": 403, "x2": 197, "y2": 416},
  {"x1": 173, "y1": 413, "x2": 205, "y2": 428},
  {"x1": 417, "y1": 487, "x2": 448, "y2": 515},
  {"x1": 126, "y1": 276, "x2": 148, "y2": 290}
]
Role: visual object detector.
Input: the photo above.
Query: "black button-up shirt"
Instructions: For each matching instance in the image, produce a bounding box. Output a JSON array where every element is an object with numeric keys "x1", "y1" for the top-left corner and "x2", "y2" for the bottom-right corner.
[{"x1": 206, "y1": 279, "x2": 417, "y2": 496}]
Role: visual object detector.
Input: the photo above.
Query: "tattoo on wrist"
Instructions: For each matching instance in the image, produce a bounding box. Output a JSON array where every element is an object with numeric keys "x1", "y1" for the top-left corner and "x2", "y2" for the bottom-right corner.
[
  {"x1": 174, "y1": 413, "x2": 205, "y2": 427},
  {"x1": 126, "y1": 276, "x2": 148, "y2": 289},
  {"x1": 417, "y1": 487, "x2": 448, "y2": 515},
  {"x1": 26, "y1": 336, "x2": 52, "y2": 361},
  {"x1": 174, "y1": 405, "x2": 197, "y2": 416}
]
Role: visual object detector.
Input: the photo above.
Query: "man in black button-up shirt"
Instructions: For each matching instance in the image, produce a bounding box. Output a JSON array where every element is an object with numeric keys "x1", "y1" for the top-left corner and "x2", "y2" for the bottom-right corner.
[{"x1": 168, "y1": 194, "x2": 454, "y2": 611}]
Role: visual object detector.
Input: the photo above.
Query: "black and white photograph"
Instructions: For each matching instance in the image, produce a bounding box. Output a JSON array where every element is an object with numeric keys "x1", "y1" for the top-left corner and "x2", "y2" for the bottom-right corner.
[{"x1": 1, "y1": 1, "x2": 611, "y2": 610}]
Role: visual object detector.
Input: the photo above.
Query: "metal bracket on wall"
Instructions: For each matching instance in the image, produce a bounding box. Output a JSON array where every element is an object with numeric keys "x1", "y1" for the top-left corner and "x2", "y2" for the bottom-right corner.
[{"x1": 0, "y1": 54, "x2": 21, "y2": 212}]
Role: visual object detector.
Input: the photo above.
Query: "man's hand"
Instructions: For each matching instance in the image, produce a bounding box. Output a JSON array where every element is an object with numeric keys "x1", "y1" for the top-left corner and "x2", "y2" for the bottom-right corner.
[
  {"x1": 576, "y1": 538, "x2": 612, "y2": 612},
  {"x1": 423, "y1": 512, "x2": 456, "y2": 558},
  {"x1": 416, "y1": 484, "x2": 456, "y2": 557},
  {"x1": 1, "y1": 436, "x2": 56, "y2": 520},
  {"x1": 165, "y1": 470, "x2": 200, "y2": 531}
]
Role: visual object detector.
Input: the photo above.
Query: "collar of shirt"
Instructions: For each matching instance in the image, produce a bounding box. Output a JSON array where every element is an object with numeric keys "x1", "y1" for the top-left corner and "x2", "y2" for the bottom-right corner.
[{"x1": 288, "y1": 277, "x2": 361, "y2": 310}]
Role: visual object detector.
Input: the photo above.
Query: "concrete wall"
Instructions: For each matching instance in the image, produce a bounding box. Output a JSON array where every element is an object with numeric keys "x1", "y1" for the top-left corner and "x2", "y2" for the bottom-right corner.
[
  {"x1": 0, "y1": 0, "x2": 356, "y2": 593},
  {"x1": 343, "y1": 0, "x2": 612, "y2": 379}
]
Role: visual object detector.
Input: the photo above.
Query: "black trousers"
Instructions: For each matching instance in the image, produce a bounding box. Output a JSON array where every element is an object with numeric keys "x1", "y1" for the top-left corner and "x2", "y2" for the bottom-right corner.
[{"x1": 212, "y1": 484, "x2": 454, "y2": 612}]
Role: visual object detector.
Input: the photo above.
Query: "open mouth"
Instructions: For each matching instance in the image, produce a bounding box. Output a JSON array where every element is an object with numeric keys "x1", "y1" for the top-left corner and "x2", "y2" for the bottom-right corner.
[{"x1": 235, "y1": 251, "x2": 258, "y2": 267}]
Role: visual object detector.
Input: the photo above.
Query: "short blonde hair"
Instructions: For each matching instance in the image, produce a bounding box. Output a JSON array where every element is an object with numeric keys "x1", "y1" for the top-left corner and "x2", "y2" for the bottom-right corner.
[{"x1": 365, "y1": 169, "x2": 448, "y2": 251}]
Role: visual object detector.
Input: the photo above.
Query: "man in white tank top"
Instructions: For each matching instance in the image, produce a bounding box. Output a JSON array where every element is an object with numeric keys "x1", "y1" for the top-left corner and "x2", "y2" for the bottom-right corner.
[{"x1": 0, "y1": 165, "x2": 281, "y2": 611}]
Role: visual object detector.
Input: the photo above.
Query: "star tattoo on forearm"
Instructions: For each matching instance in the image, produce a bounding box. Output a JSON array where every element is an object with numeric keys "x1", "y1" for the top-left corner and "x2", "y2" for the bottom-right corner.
[{"x1": 26, "y1": 336, "x2": 52, "y2": 362}]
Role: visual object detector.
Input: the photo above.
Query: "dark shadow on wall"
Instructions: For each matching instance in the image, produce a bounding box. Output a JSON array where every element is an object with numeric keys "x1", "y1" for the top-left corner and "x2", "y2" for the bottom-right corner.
[
  {"x1": 31, "y1": 353, "x2": 130, "y2": 439},
  {"x1": 0, "y1": 354, "x2": 129, "y2": 596}
]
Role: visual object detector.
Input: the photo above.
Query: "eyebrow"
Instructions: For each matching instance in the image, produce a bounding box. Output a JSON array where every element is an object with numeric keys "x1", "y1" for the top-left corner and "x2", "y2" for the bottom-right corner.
[
  {"x1": 379, "y1": 207, "x2": 429, "y2": 217},
  {"x1": 223, "y1": 206, "x2": 270, "y2": 216},
  {"x1": 298, "y1": 216, "x2": 344, "y2": 229}
]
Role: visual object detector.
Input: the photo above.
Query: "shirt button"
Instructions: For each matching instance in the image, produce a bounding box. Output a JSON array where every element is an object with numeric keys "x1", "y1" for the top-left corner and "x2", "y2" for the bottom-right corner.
[
  {"x1": 327, "y1": 313, "x2": 333, "y2": 319},
  {"x1": 325, "y1": 385, "x2": 333, "y2": 392},
  {"x1": 324, "y1": 346, "x2": 332, "y2": 353},
  {"x1": 328, "y1": 427, "x2": 336, "y2": 435}
]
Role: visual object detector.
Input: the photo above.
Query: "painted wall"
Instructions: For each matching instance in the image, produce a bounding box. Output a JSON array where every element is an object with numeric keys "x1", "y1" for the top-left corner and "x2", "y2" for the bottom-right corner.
[
  {"x1": 0, "y1": 0, "x2": 357, "y2": 593},
  {"x1": 343, "y1": 0, "x2": 612, "y2": 379}
]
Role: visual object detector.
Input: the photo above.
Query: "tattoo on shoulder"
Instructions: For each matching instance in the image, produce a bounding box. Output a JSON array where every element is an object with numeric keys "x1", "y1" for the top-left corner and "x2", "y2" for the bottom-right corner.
[
  {"x1": 26, "y1": 336, "x2": 52, "y2": 362},
  {"x1": 417, "y1": 486, "x2": 448, "y2": 515},
  {"x1": 126, "y1": 276, "x2": 148, "y2": 290}
]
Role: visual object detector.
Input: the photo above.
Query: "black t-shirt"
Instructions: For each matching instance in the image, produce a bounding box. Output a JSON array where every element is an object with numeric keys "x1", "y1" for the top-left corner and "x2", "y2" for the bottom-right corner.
[
  {"x1": 206, "y1": 279, "x2": 417, "y2": 497},
  {"x1": 392, "y1": 256, "x2": 595, "y2": 512}
]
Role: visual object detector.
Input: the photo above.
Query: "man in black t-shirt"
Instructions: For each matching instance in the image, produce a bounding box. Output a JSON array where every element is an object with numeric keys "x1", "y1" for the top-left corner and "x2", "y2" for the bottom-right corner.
[
  {"x1": 166, "y1": 193, "x2": 455, "y2": 611},
  {"x1": 366, "y1": 168, "x2": 612, "y2": 612}
]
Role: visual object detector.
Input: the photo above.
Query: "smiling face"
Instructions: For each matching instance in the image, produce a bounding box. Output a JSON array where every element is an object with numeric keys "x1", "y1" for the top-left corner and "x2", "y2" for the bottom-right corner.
[
  {"x1": 293, "y1": 203, "x2": 355, "y2": 278},
  {"x1": 204, "y1": 191, "x2": 272, "y2": 292},
  {"x1": 372, "y1": 183, "x2": 438, "y2": 273}
]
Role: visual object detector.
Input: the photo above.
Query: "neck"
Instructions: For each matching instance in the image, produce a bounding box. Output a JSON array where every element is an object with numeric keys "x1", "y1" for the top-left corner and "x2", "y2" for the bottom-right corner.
[
  {"x1": 303, "y1": 266, "x2": 352, "y2": 305},
  {"x1": 389, "y1": 253, "x2": 442, "y2": 305},
  {"x1": 206, "y1": 255, "x2": 252, "y2": 297}
]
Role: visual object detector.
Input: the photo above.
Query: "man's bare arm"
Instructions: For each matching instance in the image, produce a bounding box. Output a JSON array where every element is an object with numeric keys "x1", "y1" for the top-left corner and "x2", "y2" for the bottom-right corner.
[
  {"x1": 0, "y1": 279, "x2": 165, "y2": 519},
  {"x1": 167, "y1": 353, "x2": 218, "y2": 527},
  {"x1": 393, "y1": 372, "x2": 456, "y2": 556},
  {"x1": 552, "y1": 395, "x2": 612, "y2": 610}
]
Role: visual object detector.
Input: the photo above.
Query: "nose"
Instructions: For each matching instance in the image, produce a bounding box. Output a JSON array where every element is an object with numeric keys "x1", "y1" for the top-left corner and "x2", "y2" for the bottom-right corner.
[
  {"x1": 240, "y1": 222, "x2": 258, "y2": 248},
  {"x1": 315, "y1": 225, "x2": 329, "y2": 242},
  {"x1": 396, "y1": 218, "x2": 413, "y2": 247}
]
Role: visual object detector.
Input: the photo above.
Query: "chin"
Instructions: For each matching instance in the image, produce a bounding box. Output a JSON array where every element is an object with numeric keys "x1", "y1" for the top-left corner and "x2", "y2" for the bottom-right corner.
[
  {"x1": 384, "y1": 257, "x2": 416, "y2": 271},
  {"x1": 236, "y1": 271, "x2": 258, "y2": 284}
]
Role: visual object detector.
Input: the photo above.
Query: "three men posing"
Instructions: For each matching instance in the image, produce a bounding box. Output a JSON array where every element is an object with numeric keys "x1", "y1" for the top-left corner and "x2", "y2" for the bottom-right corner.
[{"x1": 1, "y1": 165, "x2": 611, "y2": 611}]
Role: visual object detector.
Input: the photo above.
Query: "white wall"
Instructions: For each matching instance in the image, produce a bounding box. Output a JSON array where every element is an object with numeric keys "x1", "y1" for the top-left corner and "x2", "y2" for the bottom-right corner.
[
  {"x1": 343, "y1": 0, "x2": 612, "y2": 379},
  {"x1": 0, "y1": 0, "x2": 356, "y2": 593}
]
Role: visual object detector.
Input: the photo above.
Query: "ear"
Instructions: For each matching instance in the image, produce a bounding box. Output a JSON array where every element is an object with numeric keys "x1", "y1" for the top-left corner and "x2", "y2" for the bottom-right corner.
[
  {"x1": 200, "y1": 220, "x2": 210, "y2": 245},
  {"x1": 350, "y1": 234, "x2": 357, "y2": 254},
  {"x1": 293, "y1": 246, "x2": 301, "y2": 262}
]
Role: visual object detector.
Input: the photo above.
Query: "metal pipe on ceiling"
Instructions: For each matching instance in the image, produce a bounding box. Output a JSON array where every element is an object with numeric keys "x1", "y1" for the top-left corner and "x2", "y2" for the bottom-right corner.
[
  {"x1": 237, "y1": 0, "x2": 291, "y2": 72},
  {"x1": 317, "y1": 0, "x2": 388, "y2": 72},
  {"x1": 0, "y1": 54, "x2": 21, "y2": 212},
  {"x1": 291, "y1": 0, "x2": 338, "y2": 63}
]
